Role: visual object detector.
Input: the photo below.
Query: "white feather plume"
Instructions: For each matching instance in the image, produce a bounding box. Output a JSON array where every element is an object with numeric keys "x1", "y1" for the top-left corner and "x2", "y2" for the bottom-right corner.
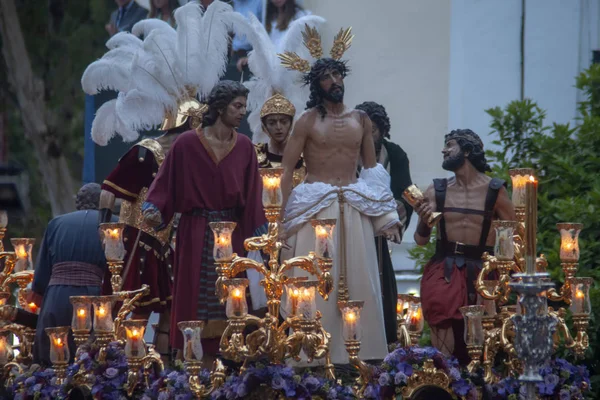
[
  {"x1": 195, "y1": 1, "x2": 233, "y2": 98},
  {"x1": 132, "y1": 19, "x2": 176, "y2": 38},
  {"x1": 81, "y1": 47, "x2": 138, "y2": 95},
  {"x1": 106, "y1": 32, "x2": 143, "y2": 50},
  {"x1": 115, "y1": 89, "x2": 166, "y2": 131},
  {"x1": 91, "y1": 99, "x2": 139, "y2": 146},
  {"x1": 174, "y1": 2, "x2": 205, "y2": 88}
]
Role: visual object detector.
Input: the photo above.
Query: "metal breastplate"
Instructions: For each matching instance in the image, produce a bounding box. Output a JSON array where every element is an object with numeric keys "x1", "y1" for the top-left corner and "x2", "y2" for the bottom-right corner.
[{"x1": 120, "y1": 187, "x2": 174, "y2": 246}]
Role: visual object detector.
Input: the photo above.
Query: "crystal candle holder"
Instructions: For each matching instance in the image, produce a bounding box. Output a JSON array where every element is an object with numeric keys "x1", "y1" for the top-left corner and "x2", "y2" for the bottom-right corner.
[
  {"x1": 509, "y1": 168, "x2": 534, "y2": 209},
  {"x1": 178, "y1": 321, "x2": 205, "y2": 363},
  {"x1": 340, "y1": 300, "x2": 364, "y2": 341},
  {"x1": 259, "y1": 168, "x2": 283, "y2": 208},
  {"x1": 99, "y1": 223, "x2": 126, "y2": 262},
  {"x1": 225, "y1": 278, "x2": 249, "y2": 318},
  {"x1": 284, "y1": 281, "x2": 301, "y2": 318},
  {"x1": 460, "y1": 305, "x2": 485, "y2": 346},
  {"x1": 311, "y1": 219, "x2": 336, "y2": 260},
  {"x1": 0, "y1": 334, "x2": 13, "y2": 365},
  {"x1": 45, "y1": 326, "x2": 70, "y2": 364},
  {"x1": 122, "y1": 319, "x2": 147, "y2": 359},
  {"x1": 209, "y1": 222, "x2": 236, "y2": 262},
  {"x1": 70, "y1": 296, "x2": 92, "y2": 334},
  {"x1": 406, "y1": 302, "x2": 424, "y2": 335},
  {"x1": 570, "y1": 277, "x2": 592, "y2": 315},
  {"x1": 91, "y1": 296, "x2": 117, "y2": 333},
  {"x1": 295, "y1": 280, "x2": 318, "y2": 321},
  {"x1": 10, "y1": 238, "x2": 35, "y2": 272},
  {"x1": 557, "y1": 223, "x2": 583, "y2": 263},
  {"x1": 493, "y1": 220, "x2": 517, "y2": 261}
]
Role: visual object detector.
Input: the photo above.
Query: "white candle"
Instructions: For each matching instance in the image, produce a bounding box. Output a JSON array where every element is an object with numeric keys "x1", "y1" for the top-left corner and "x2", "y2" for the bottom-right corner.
[
  {"x1": 344, "y1": 311, "x2": 357, "y2": 339},
  {"x1": 104, "y1": 228, "x2": 125, "y2": 261},
  {"x1": 75, "y1": 308, "x2": 87, "y2": 330},
  {"x1": 261, "y1": 175, "x2": 282, "y2": 207},
  {"x1": 214, "y1": 235, "x2": 233, "y2": 262},
  {"x1": 315, "y1": 226, "x2": 333, "y2": 259}
]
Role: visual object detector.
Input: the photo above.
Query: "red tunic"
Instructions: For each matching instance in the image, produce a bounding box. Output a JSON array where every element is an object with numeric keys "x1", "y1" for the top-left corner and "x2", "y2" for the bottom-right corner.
[
  {"x1": 101, "y1": 140, "x2": 173, "y2": 313},
  {"x1": 145, "y1": 129, "x2": 266, "y2": 352}
]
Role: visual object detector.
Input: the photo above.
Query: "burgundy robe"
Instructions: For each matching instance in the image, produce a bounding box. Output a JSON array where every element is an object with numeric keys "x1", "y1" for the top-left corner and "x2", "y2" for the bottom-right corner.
[{"x1": 145, "y1": 129, "x2": 266, "y2": 351}]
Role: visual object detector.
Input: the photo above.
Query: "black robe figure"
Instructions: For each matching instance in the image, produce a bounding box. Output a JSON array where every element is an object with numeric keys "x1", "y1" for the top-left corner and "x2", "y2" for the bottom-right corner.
[{"x1": 356, "y1": 102, "x2": 413, "y2": 345}]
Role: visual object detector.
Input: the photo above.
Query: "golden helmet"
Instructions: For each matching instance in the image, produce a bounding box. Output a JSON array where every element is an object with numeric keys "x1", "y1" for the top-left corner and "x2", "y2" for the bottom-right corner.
[
  {"x1": 160, "y1": 98, "x2": 208, "y2": 131},
  {"x1": 260, "y1": 93, "x2": 296, "y2": 120}
]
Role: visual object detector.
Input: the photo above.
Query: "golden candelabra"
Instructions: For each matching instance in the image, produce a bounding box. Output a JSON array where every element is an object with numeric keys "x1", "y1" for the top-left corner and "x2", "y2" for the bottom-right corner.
[
  {"x1": 214, "y1": 168, "x2": 336, "y2": 378},
  {"x1": 99, "y1": 222, "x2": 126, "y2": 293}
]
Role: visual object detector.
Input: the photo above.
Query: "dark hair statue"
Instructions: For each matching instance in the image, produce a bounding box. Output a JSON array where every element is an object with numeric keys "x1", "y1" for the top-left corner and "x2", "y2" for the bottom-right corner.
[
  {"x1": 202, "y1": 80, "x2": 249, "y2": 127},
  {"x1": 76, "y1": 183, "x2": 101, "y2": 211},
  {"x1": 355, "y1": 101, "x2": 391, "y2": 139},
  {"x1": 304, "y1": 58, "x2": 350, "y2": 118},
  {"x1": 444, "y1": 129, "x2": 491, "y2": 173}
]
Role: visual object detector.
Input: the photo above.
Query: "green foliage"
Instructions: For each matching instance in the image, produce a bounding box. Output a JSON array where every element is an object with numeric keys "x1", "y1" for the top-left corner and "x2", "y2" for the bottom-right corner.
[
  {"x1": 1, "y1": 0, "x2": 115, "y2": 244},
  {"x1": 485, "y1": 65, "x2": 600, "y2": 394}
]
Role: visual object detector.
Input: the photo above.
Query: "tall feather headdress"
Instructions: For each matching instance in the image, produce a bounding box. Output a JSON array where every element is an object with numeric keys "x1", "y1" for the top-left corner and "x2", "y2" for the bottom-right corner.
[{"x1": 228, "y1": 13, "x2": 326, "y2": 143}]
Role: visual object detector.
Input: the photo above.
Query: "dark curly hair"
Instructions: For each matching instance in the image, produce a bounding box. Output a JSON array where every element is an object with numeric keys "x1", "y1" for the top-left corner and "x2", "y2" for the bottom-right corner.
[
  {"x1": 202, "y1": 80, "x2": 249, "y2": 128},
  {"x1": 76, "y1": 183, "x2": 101, "y2": 211},
  {"x1": 304, "y1": 58, "x2": 350, "y2": 118},
  {"x1": 445, "y1": 129, "x2": 491, "y2": 173},
  {"x1": 354, "y1": 101, "x2": 391, "y2": 139}
]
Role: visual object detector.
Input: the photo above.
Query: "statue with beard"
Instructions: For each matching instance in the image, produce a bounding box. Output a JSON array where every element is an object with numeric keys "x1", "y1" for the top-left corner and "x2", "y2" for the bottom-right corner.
[
  {"x1": 414, "y1": 129, "x2": 515, "y2": 364},
  {"x1": 279, "y1": 56, "x2": 403, "y2": 365}
]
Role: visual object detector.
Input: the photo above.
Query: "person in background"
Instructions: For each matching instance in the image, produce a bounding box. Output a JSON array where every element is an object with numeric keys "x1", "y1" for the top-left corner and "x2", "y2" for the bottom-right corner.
[
  {"x1": 105, "y1": 0, "x2": 149, "y2": 36},
  {"x1": 232, "y1": 0, "x2": 264, "y2": 72},
  {"x1": 265, "y1": 0, "x2": 310, "y2": 48},
  {"x1": 29, "y1": 184, "x2": 116, "y2": 365},
  {"x1": 355, "y1": 101, "x2": 413, "y2": 346},
  {"x1": 149, "y1": 0, "x2": 179, "y2": 27}
]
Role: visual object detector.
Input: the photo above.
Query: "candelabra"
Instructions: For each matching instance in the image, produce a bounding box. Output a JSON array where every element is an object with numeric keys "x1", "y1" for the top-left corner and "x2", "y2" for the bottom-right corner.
[
  {"x1": 460, "y1": 305, "x2": 485, "y2": 373},
  {"x1": 340, "y1": 301, "x2": 373, "y2": 397},
  {"x1": 214, "y1": 168, "x2": 335, "y2": 378},
  {"x1": 178, "y1": 321, "x2": 226, "y2": 397},
  {"x1": 45, "y1": 326, "x2": 70, "y2": 385},
  {"x1": 99, "y1": 223, "x2": 126, "y2": 293}
]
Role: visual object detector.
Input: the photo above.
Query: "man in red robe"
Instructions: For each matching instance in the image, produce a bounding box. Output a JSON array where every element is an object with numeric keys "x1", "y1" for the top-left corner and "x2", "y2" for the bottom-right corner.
[{"x1": 143, "y1": 81, "x2": 266, "y2": 361}]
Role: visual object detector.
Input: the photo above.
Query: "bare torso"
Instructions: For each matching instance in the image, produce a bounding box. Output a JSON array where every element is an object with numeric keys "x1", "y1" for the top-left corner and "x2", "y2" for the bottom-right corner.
[{"x1": 302, "y1": 108, "x2": 365, "y2": 187}]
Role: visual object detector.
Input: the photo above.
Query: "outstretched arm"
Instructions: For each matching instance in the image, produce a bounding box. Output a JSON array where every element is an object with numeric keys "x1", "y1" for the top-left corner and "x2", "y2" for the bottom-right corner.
[
  {"x1": 279, "y1": 113, "x2": 310, "y2": 221},
  {"x1": 414, "y1": 184, "x2": 436, "y2": 246},
  {"x1": 495, "y1": 186, "x2": 516, "y2": 220}
]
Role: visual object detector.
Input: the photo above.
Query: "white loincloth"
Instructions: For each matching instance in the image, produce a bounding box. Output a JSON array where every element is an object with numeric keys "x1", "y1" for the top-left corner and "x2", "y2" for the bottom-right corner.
[{"x1": 281, "y1": 164, "x2": 399, "y2": 365}]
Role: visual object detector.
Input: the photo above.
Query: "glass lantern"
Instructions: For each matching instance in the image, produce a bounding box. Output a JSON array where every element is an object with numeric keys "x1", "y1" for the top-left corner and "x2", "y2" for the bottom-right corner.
[
  {"x1": 460, "y1": 305, "x2": 485, "y2": 346},
  {"x1": 99, "y1": 223, "x2": 126, "y2": 261},
  {"x1": 70, "y1": 296, "x2": 92, "y2": 333},
  {"x1": 570, "y1": 277, "x2": 592, "y2": 315},
  {"x1": 91, "y1": 296, "x2": 117, "y2": 332},
  {"x1": 340, "y1": 301, "x2": 364, "y2": 342},
  {"x1": 493, "y1": 221, "x2": 517, "y2": 261},
  {"x1": 10, "y1": 238, "x2": 35, "y2": 272},
  {"x1": 45, "y1": 326, "x2": 70, "y2": 364},
  {"x1": 209, "y1": 222, "x2": 237, "y2": 262},
  {"x1": 259, "y1": 168, "x2": 283, "y2": 208},
  {"x1": 509, "y1": 168, "x2": 534, "y2": 208},
  {"x1": 396, "y1": 294, "x2": 411, "y2": 321},
  {"x1": 406, "y1": 302, "x2": 424, "y2": 335},
  {"x1": 557, "y1": 223, "x2": 583, "y2": 263},
  {"x1": 311, "y1": 219, "x2": 336, "y2": 260},
  {"x1": 0, "y1": 334, "x2": 13, "y2": 365},
  {"x1": 178, "y1": 321, "x2": 205, "y2": 362},
  {"x1": 225, "y1": 278, "x2": 249, "y2": 318},
  {"x1": 122, "y1": 320, "x2": 147, "y2": 359},
  {"x1": 284, "y1": 280, "x2": 301, "y2": 318},
  {"x1": 295, "y1": 280, "x2": 318, "y2": 321}
]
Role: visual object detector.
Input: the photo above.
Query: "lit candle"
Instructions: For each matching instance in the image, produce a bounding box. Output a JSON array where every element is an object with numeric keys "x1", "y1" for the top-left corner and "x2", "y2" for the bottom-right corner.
[
  {"x1": 312, "y1": 220, "x2": 336, "y2": 259},
  {"x1": 524, "y1": 175, "x2": 538, "y2": 275},
  {"x1": 509, "y1": 169, "x2": 534, "y2": 208},
  {"x1": 53, "y1": 337, "x2": 65, "y2": 362},
  {"x1": 262, "y1": 176, "x2": 282, "y2": 207},
  {"x1": 345, "y1": 311, "x2": 357, "y2": 339},
  {"x1": 100, "y1": 224, "x2": 125, "y2": 261},
  {"x1": 290, "y1": 287, "x2": 300, "y2": 316},
  {"x1": 232, "y1": 288, "x2": 243, "y2": 316},
  {"x1": 557, "y1": 223, "x2": 583, "y2": 262},
  {"x1": 76, "y1": 308, "x2": 86, "y2": 330},
  {"x1": 210, "y1": 222, "x2": 236, "y2": 262},
  {"x1": 341, "y1": 301, "x2": 364, "y2": 341},
  {"x1": 215, "y1": 235, "x2": 232, "y2": 261},
  {"x1": 15, "y1": 245, "x2": 28, "y2": 272},
  {"x1": 0, "y1": 336, "x2": 9, "y2": 365},
  {"x1": 225, "y1": 279, "x2": 249, "y2": 318},
  {"x1": 28, "y1": 302, "x2": 38, "y2": 314}
]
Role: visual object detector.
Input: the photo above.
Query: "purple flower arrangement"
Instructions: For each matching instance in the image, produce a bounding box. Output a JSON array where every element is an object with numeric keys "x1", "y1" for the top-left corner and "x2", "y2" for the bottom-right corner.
[
  {"x1": 372, "y1": 346, "x2": 478, "y2": 400},
  {"x1": 210, "y1": 363, "x2": 356, "y2": 400},
  {"x1": 5, "y1": 345, "x2": 592, "y2": 400}
]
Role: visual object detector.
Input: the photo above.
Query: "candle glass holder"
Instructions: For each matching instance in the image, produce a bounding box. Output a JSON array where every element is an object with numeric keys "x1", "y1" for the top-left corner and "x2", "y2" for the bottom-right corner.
[
  {"x1": 340, "y1": 300, "x2": 364, "y2": 342},
  {"x1": 295, "y1": 280, "x2": 318, "y2": 321},
  {"x1": 284, "y1": 281, "x2": 301, "y2": 319},
  {"x1": 225, "y1": 278, "x2": 249, "y2": 319},
  {"x1": 91, "y1": 295, "x2": 117, "y2": 345},
  {"x1": 0, "y1": 334, "x2": 13, "y2": 365},
  {"x1": 570, "y1": 277, "x2": 592, "y2": 315},
  {"x1": 509, "y1": 168, "x2": 534, "y2": 212},
  {"x1": 402, "y1": 185, "x2": 442, "y2": 227},
  {"x1": 311, "y1": 219, "x2": 336, "y2": 262},
  {"x1": 99, "y1": 223, "x2": 126, "y2": 292},
  {"x1": 70, "y1": 296, "x2": 92, "y2": 350},
  {"x1": 557, "y1": 223, "x2": 583, "y2": 263},
  {"x1": 460, "y1": 305, "x2": 485, "y2": 373},
  {"x1": 259, "y1": 168, "x2": 283, "y2": 209},
  {"x1": 209, "y1": 222, "x2": 237, "y2": 262},
  {"x1": 122, "y1": 319, "x2": 147, "y2": 359},
  {"x1": 10, "y1": 238, "x2": 35, "y2": 272},
  {"x1": 178, "y1": 321, "x2": 205, "y2": 363},
  {"x1": 493, "y1": 221, "x2": 517, "y2": 261},
  {"x1": 45, "y1": 326, "x2": 70, "y2": 385},
  {"x1": 406, "y1": 302, "x2": 424, "y2": 345}
]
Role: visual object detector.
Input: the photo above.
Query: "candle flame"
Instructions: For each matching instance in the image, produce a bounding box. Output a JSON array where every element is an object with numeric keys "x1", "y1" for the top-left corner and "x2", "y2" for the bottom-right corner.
[
  {"x1": 28, "y1": 302, "x2": 37, "y2": 312},
  {"x1": 263, "y1": 176, "x2": 281, "y2": 189},
  {"x1": 302, "y1": 288, "x2": 310, "y2": 298},
  {"x1": 98, "y1": 306, "x2": 106, "y2": 317},
  {"x1": 413, "y1": 309, "x2": 422, "y2": 320},
  {"x1": 131, "y1": 329, "x2": 140, "y2": 338},
  {"x1": 108, "y1": 228, "x2": 120, "y2": 238},
  {"x1": 396, "y1": 302, "x2": 402, "y2": 314},
  {"x1": 78, "y1": 308, "x2": 86, "y2": 317},
  {"x1": 218, "y1": 236, "x2": 229, "y2": 245},
  {"x1": 16, "y1": 246, "x2": 28, "y2": 259},
  {"x1": 315, "y1": 225, "x2": 328, "y2": 237},
  {"x1": 292, "y1": 288, "x2": 299, "y2": 298},
  {"x1": 346, "y1": 312, "x2": 356, "y2": 322},
  {"x1": 54, "y1": 338, "x2": 63, "y2": 346},
  {"x1": 529, "y1": 175, "x2": 536, "y2": 183},
  {"x1": 232, "y1": 288, "x2": 242, "y2": 299},
  {"x1": 576, "y1": 290, "x2": 584, "y2": 299}
]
